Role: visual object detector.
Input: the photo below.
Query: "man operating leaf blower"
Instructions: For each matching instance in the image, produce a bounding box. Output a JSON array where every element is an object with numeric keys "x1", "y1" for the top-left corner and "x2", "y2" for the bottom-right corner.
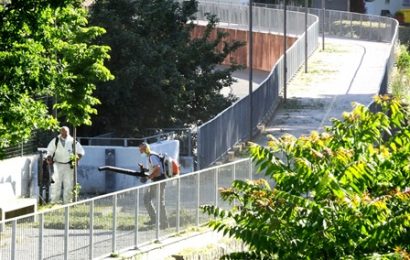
[{"x1": 98, "y1": 142, "x2": 169, "y2": 229}]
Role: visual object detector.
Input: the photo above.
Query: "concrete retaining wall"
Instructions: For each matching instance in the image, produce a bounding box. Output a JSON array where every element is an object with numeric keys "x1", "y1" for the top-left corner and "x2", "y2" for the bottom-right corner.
[
  {"x1": 0, "y1": 140, "x2": 181, "y2": 199},
  {"x1": 78, "y1": 140, "x2": 180, "y2": 194},
  {"x1": 0, "y1": 155, "x2": 37, "y2": 198}
]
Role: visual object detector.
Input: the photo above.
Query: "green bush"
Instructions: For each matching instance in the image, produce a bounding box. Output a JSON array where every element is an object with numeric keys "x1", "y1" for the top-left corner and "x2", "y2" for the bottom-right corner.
[
  {"x1": 202, "y1": 95, "x2": 410, "y2": 259},
  {"x1": 391, "y1": 45, "x2": 410, "y2": 102}
]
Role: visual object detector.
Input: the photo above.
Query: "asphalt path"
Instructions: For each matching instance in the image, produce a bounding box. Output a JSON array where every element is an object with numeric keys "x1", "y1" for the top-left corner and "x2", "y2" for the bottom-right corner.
[{"x1": 226, "y1": 37, "x2": 392, "y2": 145}]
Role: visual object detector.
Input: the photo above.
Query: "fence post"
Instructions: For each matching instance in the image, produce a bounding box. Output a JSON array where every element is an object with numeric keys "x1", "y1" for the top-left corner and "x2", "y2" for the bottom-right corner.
[
  {"x1": 89, "y1": 201, "x2": 94, "y2": 260},
  {"x1": 187, "y1": 129, "x2": 192, "y2": 157},
  {"x1": 177, "y1": 178, "x2": 181, "y2": 232},
  {"x1": 64, "y1": 207, "x2": 69, "y2": 260},
  {"x1": 197, "y1": 130, "x2": 201, "y2": 170},
  {"x1": 233, "y1": 163, "x2": 236, "y2": 181},
  {"x1": 196, "y1": 174, "x2": 200, "y2": 227},
  {"x1": 350, "y1": 13, "x2": 353, "y2": 39},
  {"x1": 11, "y1": 220, "x2": 16, "y2": 260},
  {"x1": 112, "y1": 194, "x2": 117, "y2": 253},
  {"x1": 378, "y1": 16, "x2": 381, "y2": 42},
  {"x1": 283, "y1": 0, "x2": 288, "y2": 102},
  {"x1": 321, "y1": 0, "x2": 325, "y2": 50},
  {"x1": 134, "y1": 189, "x2": 139, "y2": 248},
  {"x1": 305, "y1": 0, "x2": 308, "y2": 73},
  {"x1": 249, "y1": 158, "x2": 253, "y2": 180},
  {"x1": 39, "y1": 214, "x2": 44, "y2": 260},
  {"x1": 156, "y1": 183, "x2": 160, "y2": 240},
  {"x1": 233, "y1": 163, "x2": 236, "y2": 208},
  {"x1": 215, "y1": 168, "x2": 219, "y2": 207},
  {"x1": 359, "y1": 14, "x2": 363, "y2": 39}
]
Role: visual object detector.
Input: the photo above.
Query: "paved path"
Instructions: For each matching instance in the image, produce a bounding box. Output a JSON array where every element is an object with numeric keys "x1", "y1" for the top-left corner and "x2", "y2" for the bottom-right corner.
[{"x1": 235, "y1": 37, "x2": 392, "y2": 146}]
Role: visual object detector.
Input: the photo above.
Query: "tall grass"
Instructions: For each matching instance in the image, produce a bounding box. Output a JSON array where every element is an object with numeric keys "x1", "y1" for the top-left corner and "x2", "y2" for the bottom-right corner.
[{"x1": 390, "y1": 44, "x2": 410, "y2": 103}]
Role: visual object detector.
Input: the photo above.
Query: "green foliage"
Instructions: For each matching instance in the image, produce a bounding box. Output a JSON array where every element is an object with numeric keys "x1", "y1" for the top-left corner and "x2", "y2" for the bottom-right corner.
[
  {"x1": 391, "y1": 45, "x2": 410, "y2": 102},
  {"x1": 0, "y1": 0, "x2": 113, "y2": 155},
  {"x1": 202, "y1": 95, "x2": 410, "y2": 259},
  {"x1": 40, "y1": 203, "x2": 136, "y2": 230},
  {"x1": 396, "y1": 46, "x2": 410, "y2": 72},
  {"x1": 87, "y1": 0, "x2": 244, "y2": 136}
]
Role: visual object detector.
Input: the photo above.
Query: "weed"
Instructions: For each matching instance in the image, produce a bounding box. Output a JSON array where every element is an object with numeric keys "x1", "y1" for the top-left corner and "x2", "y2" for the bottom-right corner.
[
  {"x1": 390, "y1": 44, "x2": 410, "y2": 102},
  {"x1": 283, "y1": 98, "x2": 325, "y2": 110}
]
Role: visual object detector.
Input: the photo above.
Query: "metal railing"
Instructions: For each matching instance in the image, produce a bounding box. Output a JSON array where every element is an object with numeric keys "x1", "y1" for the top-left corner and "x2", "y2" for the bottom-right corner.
[
  {"x1": 196, "y1": 2, "x2": 320, "y2": 169},
  {"x1": 143, "y1": 128, "x2": 195, "y2": 157},
  {"x1": 1, "y1": 139, "x2": 36, "y2": 159},
  {"x1": 196, "y1": 2, "x2": 398, "y2": 169},
  {"x1": 0, "y1": 158, "x2": 255, "y2": 260},
  {"x1": 77, "y1": 132, "x2": 175, "y2": 147},
  {"x1": 271, "y1": 5, "x2": 398, "y2": 43}
]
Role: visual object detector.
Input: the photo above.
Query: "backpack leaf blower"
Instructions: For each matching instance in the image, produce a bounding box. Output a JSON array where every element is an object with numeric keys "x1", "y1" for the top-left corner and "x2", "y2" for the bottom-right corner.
[{"x1": 98, "y1": 163, "x2": 150, "y2": 183}]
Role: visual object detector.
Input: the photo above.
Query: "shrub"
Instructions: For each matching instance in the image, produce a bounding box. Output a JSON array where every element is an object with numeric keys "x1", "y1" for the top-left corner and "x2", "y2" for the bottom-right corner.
[{"x1": 202, "y1": 95, "x2": 410, "y2": 259}]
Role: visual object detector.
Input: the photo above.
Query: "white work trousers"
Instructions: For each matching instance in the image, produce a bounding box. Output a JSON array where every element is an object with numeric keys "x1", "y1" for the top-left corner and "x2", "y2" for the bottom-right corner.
[{"x1": 50, "y1": 162, "x2": 73, "y2": 204}]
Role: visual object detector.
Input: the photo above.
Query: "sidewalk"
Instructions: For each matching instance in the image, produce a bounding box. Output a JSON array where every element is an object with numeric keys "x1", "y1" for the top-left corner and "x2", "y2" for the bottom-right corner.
[{"x1": 252, "y1": 37, "x2": 391, "y2": 145}]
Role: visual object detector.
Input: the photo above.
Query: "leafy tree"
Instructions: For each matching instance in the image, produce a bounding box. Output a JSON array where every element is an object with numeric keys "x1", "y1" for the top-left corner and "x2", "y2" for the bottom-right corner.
[
  {"x1": 203, "y1": 95, "x2": 410, "y2": 259},
  {"x1": 0, "y1": 0, "x2": 113, "y2": 156},
  {"x1": 87, "y1": 0, "x2": 244, "y2": 136}
]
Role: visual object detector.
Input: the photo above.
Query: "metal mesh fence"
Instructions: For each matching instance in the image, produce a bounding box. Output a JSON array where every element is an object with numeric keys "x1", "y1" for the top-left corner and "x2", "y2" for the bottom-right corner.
[
  {"x1": 0, "y1": 158, "x2": 252, "y2": 259},
  {"x1": 195, "y1": 2, "x2": 398, "y2": 169},
  {"x1": 92, "y1": 196, "x2": 116, "y2": 257},
  {"x1": 77, "y1": 132, "x2": 175, "y2": 147},
  {"x1": 197, "y1": 2, "x2": 320, "y2": 168}
]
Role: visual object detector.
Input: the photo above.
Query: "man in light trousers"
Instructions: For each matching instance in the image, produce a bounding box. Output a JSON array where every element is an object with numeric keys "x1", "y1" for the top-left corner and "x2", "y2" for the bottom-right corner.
[{"x1": 46, "y1": 126, "x2": 85, "y2": 204}]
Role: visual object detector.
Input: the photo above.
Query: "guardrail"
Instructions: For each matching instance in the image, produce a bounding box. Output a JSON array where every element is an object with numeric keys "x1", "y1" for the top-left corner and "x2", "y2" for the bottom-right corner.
[
  {"x1": 0, "y1": 158, "x2": 254, "y2": 260},
  {"x1": 196, "y1": 2, "x2": 320, "y2": 169},
  {"x1": 196, "y1": 2, "x2": 398, "y2": 169},
  {"x1": 77, "y1": 132, "x2": 175, "y2": 147},
  {"x1": 273, "y1": 5, "x2": 398, "y2": 43}
]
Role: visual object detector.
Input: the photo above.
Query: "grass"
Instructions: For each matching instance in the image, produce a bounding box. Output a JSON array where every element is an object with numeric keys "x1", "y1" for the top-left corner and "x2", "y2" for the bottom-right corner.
[
  {"x1": 282, "y1": 98, "x2": 325, "y2": 110},
  {"x1": 320, "y1": 44, "x2": 349, "y2": 54},
  {"x1": 164, "y1": 236, "x2": 247, "y2": 260},
  {"x1": 309, "y1": 68, "x2": 337, "y2": 74},
  {"x1": 390, "y1": 44, "x2": 410, "y2": 103},
  {"x1": 23, "y1": 204, "x2": 197, "y2": 231},
  {"x1": 39, "y1": 204, "x2": 138, "y2": 230},
  {"x1": 288, "y1": 43, "x2": 348, "y2": 86},
  {"x1": 332, "y1": 20, "x2": 388, "y2": 29}
]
